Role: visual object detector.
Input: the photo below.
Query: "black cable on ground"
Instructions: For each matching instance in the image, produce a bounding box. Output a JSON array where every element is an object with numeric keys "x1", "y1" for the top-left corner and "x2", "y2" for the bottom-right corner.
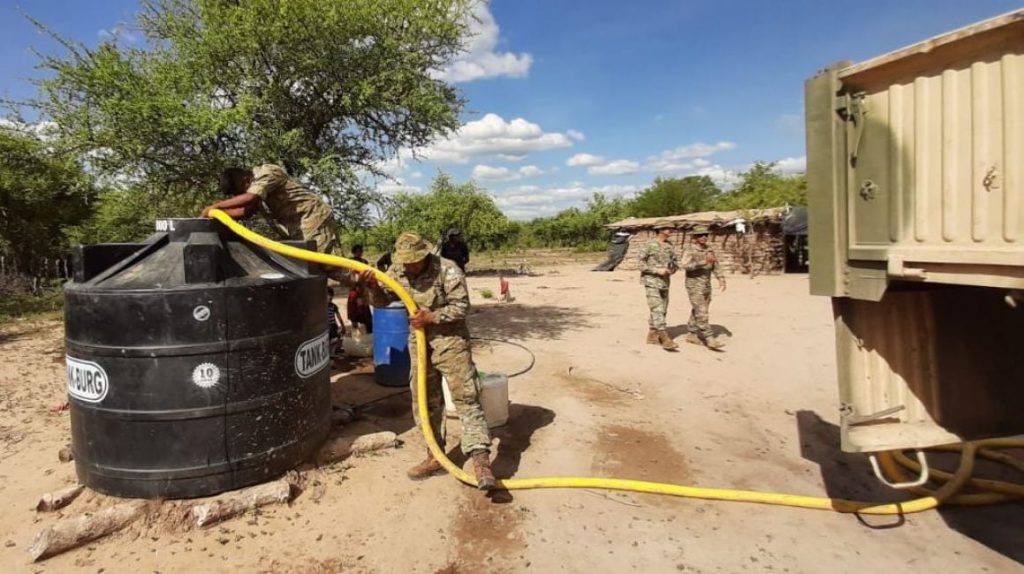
[{"x1": 469, "y1": 336, "x2": 536, "y2": 378}]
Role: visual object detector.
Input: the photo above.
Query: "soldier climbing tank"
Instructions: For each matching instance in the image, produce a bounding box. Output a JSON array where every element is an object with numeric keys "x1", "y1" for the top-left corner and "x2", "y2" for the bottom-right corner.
[{"x1": 64, "y1": 218, "x2": 331, "y2": 499}]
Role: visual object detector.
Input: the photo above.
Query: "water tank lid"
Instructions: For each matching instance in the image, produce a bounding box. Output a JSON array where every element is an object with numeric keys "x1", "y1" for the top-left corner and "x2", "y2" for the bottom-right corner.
[{"x1": 73, "y1": 218, "x2": 311, "y2": 289}]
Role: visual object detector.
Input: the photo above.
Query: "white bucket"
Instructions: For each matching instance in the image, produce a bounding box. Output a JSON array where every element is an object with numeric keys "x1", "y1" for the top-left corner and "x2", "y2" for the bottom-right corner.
[{"x1": 442, "y1": 372, "x2": 509, "y2": 429}]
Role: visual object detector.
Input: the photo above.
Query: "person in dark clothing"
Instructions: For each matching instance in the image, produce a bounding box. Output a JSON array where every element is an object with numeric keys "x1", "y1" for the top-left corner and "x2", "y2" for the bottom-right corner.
[
  {"x1": 376, "y1": 251, "x2": 392, "y2": 272},
  {"x1": 351, "y1": 244, "x2": 369, "y2": 265},
  {"x1": 440, "y1": 228, "x2": 470, "y2": 272}
]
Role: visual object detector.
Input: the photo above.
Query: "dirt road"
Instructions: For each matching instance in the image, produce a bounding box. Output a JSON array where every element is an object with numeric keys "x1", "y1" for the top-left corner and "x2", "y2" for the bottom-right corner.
[{"x1": 1, "y1": 265, "x2": 1020, "y2": 573}]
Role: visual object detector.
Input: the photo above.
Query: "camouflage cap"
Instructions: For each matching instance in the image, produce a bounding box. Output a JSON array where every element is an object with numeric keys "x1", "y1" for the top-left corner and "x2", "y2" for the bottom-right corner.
[
  {"x1": 652, "y1": 219, "x2": 674, "y2": 230},
  {"x1": 689, "y1": 224, "x2": 711, "y2": 236},
  {"x1": 392, "y1": 232, "x2": 433, "y2": 265}
]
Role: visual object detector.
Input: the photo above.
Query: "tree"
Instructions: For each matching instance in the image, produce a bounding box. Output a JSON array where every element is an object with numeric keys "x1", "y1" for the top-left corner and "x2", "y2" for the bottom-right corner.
[
  {"x1": 521, "y1": 193, "x2": 631, "y2": 248},
  {"x1": 384, "y1": 174, "x2": 512, "y2": 250},
  {"x1": 715, "y1": 162, "x2": 806, "y2": 210},
  {"x1": 630, "y1": 176, "x2": 721, "y2": 218},
  {"x1": 0, "y1": 127, "x2": 96, "y2": 273},
  {"x1": 19, "y1": 0, "x2": 475, "y2": 220}
]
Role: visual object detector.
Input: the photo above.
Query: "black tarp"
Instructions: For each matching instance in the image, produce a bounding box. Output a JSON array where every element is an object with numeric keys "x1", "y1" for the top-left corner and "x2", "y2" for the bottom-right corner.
[
  {"x1": 592, "y1": 232, "x2": 631, "y2": 271},
  {"x1": 782, "y1": 207, "x2": 808, "y2": 236}
]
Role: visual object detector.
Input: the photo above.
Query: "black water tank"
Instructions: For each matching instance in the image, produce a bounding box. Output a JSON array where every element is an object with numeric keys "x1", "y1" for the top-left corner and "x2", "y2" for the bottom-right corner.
[{"x1": 64, "y1": 218, "x2": 331, "y2": 499}]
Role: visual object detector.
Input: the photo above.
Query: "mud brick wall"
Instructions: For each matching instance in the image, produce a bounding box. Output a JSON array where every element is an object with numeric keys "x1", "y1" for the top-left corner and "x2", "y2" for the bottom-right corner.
[{"x1": 616, "y1": 224, "x2": 785, "y2": 275}]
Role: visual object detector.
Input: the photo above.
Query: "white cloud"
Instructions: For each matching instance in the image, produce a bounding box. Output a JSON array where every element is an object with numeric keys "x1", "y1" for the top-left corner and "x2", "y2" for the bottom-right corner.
[
  {"x1": 414, "y1": 113, "x2": 575, "y2": 164},
  {"x1": 472, "y1": 163, "x2": 555, "y2": 181},
  {"x1": 565, "y1": 141, "x2": 737, "y2": 177},
  {"x1": 774, "y1": 156, "x2": 807, "y2": 174},
  {"x1": 565, "y1": 153, "x2": 606, "y2": 167},
  {"x1": 433, "y1": 2, "x2": 532, "y2": 83},
  {"x1": 517, "y1": 165, "x2": 550, "y2": 178},
  {"x1": 567, "y1": 129, "x2": 585, "y2": 141},
  {"x1": 98, "y1": 26, "x2": 140, "y2": 45},
  {"x1": 648, "y1": 141, "x2": 736, "y2": 162},
  {"x1": 493, "y1": 183, "x2": 641, "y2": 220},
  {"x1": 0, "y1": 118, "x2": 58, "y2": 140},
  {"x1": 589, "y1": 159, "x2": 640, "y2": 176},
  {"x1": 643, "y1": 141, "x2": 737, "y2": 174},
  {"x1": 377, "y1": 181, "x2": 422, "y2": 195},
  {"x1": 409, "y1": 171, "x2": 424, "y2": 179},
  {"x1": 694, "y1": 165, "x2": 742, "y2": 189},
  {"x1": 472, "y1": 165, "x2": 518, "y2": 181}
]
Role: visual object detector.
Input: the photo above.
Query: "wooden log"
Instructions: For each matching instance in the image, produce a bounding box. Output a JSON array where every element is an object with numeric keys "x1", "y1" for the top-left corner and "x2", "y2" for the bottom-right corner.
[
  {"x1": 27, "y1": 501, "x2": 146, "y2": 562},
  {"x1": 35, "y1": 485, "x2": 85, "y2": 513},
  {"x1": 316, "y1": 431, "x2": 399, "y2": 464},
  {"x1": 191, "y1": 479, "x2": 292, "y2": 528}
]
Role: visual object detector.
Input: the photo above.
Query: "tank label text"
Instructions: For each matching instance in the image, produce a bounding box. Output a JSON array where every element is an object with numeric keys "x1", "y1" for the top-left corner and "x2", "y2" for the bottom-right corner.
[
  {"x1": 155, "y1": 219, "x2": 176, "y2": 232},
  {"x1": 66, "y1": 356, "x2": 110, "y2": 403},
  {"x1": 192, "y1": 362, "x2": 221, "y2": 388},
  {"x1": 295, "y1": 332, "x2": 330, "y2": 378}
]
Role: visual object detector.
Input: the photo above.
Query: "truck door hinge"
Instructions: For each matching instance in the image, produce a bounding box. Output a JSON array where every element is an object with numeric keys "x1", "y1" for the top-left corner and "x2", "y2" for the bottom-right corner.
[{"x1": 836, "y1": 92, "x2": 867, "y2": 167}]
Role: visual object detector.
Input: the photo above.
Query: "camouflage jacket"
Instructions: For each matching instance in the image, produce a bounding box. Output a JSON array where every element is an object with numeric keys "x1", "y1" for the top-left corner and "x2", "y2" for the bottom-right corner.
[
  {"x1": 247, "y1": 164, "x2": 333, "y2": 238},
  {"x1": 368, "y1": 255, "x2": 471, "y2": 340},
  {"x1": 681, "y1": 243, "x2": 724, "y2": 289},
  {"x1": 639, "y1": 239, "x2": 678, "y2": 288}
]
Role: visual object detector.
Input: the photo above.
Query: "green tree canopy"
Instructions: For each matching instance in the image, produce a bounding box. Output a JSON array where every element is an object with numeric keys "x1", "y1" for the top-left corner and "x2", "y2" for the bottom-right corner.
[
  {"x1": 524, "y1": 193, "x2": 631, "y2": 247},
  {"x1": 630, "y1": 176, "x2": 721, "y2": 218},
  {"x1": 19, "y1": 0, "x2": 475, "y2": 222},
  {"x1": 0, "y1": 127, "x2": 96, "y2": 272},
  {"x1": 381, "y1": 174, "x2": 512, "y2": 251},
  {"x1": 715, "y1": 162, "x2": 806, "y2": 211}
]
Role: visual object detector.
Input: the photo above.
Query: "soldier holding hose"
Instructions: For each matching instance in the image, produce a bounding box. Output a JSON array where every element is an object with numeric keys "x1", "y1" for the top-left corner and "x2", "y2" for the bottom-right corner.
[{"x1": 361, "y1": 232, "x2": 497, "y2": 490}]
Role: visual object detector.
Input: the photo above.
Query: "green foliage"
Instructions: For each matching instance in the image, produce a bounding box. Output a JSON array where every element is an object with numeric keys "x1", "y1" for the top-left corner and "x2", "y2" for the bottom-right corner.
[
  {"x1": 0, "y1": 284, "x2": 63, "y2": 324},
  {"x1": 382, "y1": 174, "x2": 513, "y2": 250},
  {"x1": 715, "y1": 162, "x2": 806, "y2": 211},
  {"x1": 523, "y1": 193, "x2": 630, "y2": 247},
  {"x1": 66, "y1": 187, "x2": 215, "y2": 245},
  {"x1": 631, "y1": 176, "x2": 721, "y2": 218},
  {"x1": 20, "y1": 0, "x2": 475, "y2": 224},
  {"x1": 479, "y1": 289, "x2": 494, "y2": 299},
  {"x1": 0, "y1": 127, "x2": 96, "y2": 272}
]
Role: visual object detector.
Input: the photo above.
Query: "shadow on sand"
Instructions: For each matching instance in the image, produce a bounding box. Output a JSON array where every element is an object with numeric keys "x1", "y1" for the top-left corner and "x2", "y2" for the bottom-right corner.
[{"x1": 797, "y1": 410, "x2": 1024, "y2": 562}]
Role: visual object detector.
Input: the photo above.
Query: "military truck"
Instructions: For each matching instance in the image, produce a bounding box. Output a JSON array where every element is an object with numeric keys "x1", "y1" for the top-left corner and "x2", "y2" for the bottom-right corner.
[{"x1": 804, "y1": 9, "x2": 1023, "y2": 476}]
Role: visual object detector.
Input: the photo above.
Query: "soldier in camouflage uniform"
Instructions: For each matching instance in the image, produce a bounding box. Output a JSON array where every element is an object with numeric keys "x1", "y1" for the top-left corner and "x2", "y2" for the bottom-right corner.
[
  {"x1": 362, "y1": 232, "x2": 497, "y2": 490},
  {"x1": 201, "y1": 165, "x2": 347, "y2": 283},
  {"x1": 681, "y1": 225, "x2": 727, "y2": 350},
  {"x1": 639, "y1": 220, "x2": 680, "y2": 350}
]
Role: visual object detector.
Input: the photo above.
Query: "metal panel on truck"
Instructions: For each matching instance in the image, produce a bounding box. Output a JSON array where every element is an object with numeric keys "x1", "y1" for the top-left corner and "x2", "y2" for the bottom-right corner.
[{"x1": 806, "y1": 10, "x2": 1024, "y2": 453}]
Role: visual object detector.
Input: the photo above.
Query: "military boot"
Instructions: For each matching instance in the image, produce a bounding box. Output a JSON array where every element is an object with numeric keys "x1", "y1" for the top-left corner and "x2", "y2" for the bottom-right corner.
[
  {"x1": 646, "y1": 329, "x2": 660, "y2": 345},
  {"x1": 706, "y1": 336, "x2": 725, "y2": 351},
  {"x1": 684, "y1": 333, "x2": 703, "y2": 346},
  {"x1": 658, "y1": 330, "x2": 679, "y2": 351},
  {"x1": 470, "y1": 450, "x2": 497, "y2": 491},
  {"x1": 406, "y1": 451, "x2": 445, "y2": 480}
]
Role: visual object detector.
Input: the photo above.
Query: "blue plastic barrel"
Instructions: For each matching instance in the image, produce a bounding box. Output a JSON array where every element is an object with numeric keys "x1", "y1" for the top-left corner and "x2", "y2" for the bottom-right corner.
[{"x1": 373, "y1": 302, "x2": 411, "y2": 387}]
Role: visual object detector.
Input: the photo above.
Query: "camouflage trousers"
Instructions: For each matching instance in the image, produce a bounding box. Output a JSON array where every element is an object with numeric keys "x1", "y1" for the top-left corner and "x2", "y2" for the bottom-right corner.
[
  {"x1": 301, "y1": 218, "x2": 349, "y2": 284},
  {"x1": 686, "y1": 285, "x2": 713, "y2": 339},
  {"x1": 409, "y1": 335, "x2": 491, "y2": 456},
  {"x1": 645, "y1": 285, "x2": 670, "y2": 330}
]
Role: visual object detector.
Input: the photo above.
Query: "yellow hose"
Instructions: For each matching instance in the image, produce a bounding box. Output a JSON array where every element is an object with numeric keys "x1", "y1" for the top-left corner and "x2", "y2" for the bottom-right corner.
[{"x1": 209, "y1": 210, "x2": 1024, "y2": 515}]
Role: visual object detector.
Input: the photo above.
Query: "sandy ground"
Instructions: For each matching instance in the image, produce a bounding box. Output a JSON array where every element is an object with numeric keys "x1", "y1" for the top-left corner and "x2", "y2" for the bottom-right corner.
[{"x1": 1, "y1": 264, "x2": 1021, "y2": 573}]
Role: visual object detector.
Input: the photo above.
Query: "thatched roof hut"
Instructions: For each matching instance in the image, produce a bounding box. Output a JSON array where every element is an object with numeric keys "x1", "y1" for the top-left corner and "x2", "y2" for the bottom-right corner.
[{"x1": 606, "y1": 207, "x2": 791, "y2": 274}]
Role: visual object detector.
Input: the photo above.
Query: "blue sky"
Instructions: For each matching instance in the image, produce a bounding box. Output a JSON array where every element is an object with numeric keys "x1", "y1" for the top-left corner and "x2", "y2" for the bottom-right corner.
[{"x1": 1, "y1": 0, "x2": 1020, "y2": 219}]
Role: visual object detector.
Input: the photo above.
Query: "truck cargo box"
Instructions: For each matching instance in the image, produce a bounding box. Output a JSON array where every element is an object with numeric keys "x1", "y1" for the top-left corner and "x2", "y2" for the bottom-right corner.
[{"x1": 805, "y1": 10, "x2": 1024, "y2": 452}]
